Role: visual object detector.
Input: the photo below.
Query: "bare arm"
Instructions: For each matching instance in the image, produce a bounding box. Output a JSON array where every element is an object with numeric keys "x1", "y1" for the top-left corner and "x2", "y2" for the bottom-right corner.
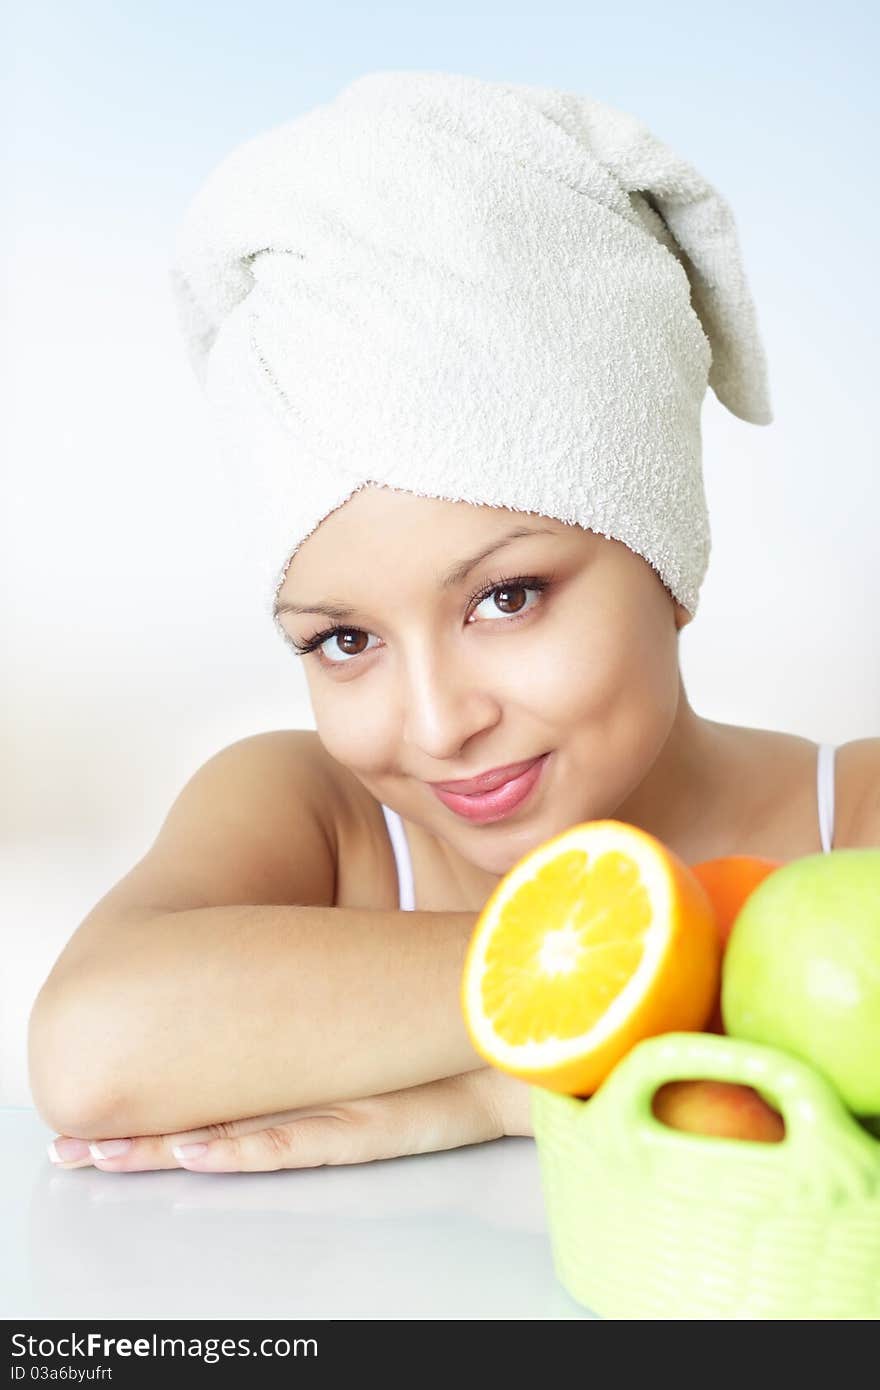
[{"x1": 28, "y1": 902, "x2": 483, "y2": 1140}]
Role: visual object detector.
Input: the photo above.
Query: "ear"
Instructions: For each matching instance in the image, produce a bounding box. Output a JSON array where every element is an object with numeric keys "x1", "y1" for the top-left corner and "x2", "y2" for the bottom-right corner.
[{"x1": 673, "y1": 600, "x2": 693, "y2": 632}]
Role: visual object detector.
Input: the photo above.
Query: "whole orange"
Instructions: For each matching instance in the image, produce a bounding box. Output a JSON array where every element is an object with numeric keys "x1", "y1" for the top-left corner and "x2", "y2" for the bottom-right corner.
[{"x1": 689, "y1": 855, "x2": 783, "y2": 1033}]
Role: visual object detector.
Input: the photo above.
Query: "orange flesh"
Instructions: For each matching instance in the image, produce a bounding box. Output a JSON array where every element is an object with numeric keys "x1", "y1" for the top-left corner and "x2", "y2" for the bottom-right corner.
[{"x1": 481, "y1": 849, "x2": 653, "y2": 1044}]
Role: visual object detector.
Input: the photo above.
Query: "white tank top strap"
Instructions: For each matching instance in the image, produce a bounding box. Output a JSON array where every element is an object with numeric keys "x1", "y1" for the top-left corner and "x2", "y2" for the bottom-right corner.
[
  {"x1": 379, "y1": 803, "x2": 416, "y2": 911},
  {"x1": 816, "y1": 742, "x2": 837, "y2": 853}
]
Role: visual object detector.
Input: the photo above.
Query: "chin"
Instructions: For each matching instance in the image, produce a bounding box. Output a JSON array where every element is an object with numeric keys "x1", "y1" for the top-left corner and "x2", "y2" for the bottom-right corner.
[{"x1": 468, "y1": 813, "x2": 558, "y2": 874}]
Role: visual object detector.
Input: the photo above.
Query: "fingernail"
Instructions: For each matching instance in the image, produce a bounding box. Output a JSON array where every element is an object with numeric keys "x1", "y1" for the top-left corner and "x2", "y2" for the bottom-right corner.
[
  {"x1": 89, "y1": 1139, "x2": 133, "y2": 1160},
  {"x1": 172, "y1": 1143, "x2": 209, "y2": 1161},
  {"x1": 48, "y1": 1137, "x2": 90, "y2": 1163}
]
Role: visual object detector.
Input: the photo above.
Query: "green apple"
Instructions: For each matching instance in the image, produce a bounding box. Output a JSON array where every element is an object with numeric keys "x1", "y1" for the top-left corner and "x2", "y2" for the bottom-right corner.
[{"x1": 721, "y1": 849, "x2": 880, "y2": 1116}]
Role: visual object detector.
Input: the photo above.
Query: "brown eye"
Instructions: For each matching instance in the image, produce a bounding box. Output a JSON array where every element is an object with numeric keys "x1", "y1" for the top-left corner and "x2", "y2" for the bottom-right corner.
[
  {"x1": 304, "y1": 627, "x2": 381, "y2": 665},
  {"x1": 334, "y1": 630, "x2": 370, "y2": 656},
  {"x1": 469, "y1": 577, "x2": 549, "y2": 624},
  {"x1": 493, "y1": 584, "x2": 529, "y2": 615}
]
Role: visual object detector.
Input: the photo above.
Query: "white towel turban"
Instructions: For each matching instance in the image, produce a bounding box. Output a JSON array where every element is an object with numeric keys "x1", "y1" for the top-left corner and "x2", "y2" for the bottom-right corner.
[{"x1": 169, "y1": 69, "x2": 773, "y2": 621}]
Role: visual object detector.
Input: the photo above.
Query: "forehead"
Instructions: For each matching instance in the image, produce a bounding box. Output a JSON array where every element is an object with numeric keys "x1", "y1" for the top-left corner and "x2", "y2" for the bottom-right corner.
[{"x1": 279, "y1": 486, "x2": 573, "y2": 599}]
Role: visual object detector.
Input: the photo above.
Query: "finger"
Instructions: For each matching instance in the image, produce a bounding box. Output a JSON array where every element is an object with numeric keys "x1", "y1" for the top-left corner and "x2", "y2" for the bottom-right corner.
[
  {"x1": 86, "y1": 1121, "x2": 239, "y2": 1173},
  {"x1": 47, "y1": 1130, "x2": 204, "y2": 1172},
  {"x1": 177, "y1": 1106, "x2": 435, "y2": 1172},
  {"x1": 173, "y1": 1077, "x2": 493, "y2": 1172},
  {"x1": 86, "y1": 1134, "x2": 182, "y2": 1172},
  {"x1": 46, "y1": 1136, "x2": 97, "y2": 1169},
  {"x1": 86, "y1": 1120, "x2": 263, "y2": 1172},
  {"x1": 46, "y1": 1104, "x2": 343, "y2": 1174},
  {"x1": 173, "y1": 1104, "x2": 414, "y2": 1171},
  {"x1": 171, "y1": 1115, "x2": 354, "y2": 1171}
]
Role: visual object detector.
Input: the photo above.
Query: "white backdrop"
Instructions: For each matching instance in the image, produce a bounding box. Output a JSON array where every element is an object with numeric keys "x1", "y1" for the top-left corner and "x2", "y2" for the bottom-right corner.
[{"x1": 4, "y1": 3, "x2": 878, "y2": 1108}]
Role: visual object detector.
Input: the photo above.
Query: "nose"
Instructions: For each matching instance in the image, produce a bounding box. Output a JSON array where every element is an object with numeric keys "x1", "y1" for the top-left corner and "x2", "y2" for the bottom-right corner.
[{"x1": 400, "y1": 640, "x2": 501, "y2": 762}]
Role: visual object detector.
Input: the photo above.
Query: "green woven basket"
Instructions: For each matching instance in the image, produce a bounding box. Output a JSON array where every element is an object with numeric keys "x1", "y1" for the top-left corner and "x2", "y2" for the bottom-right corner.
[{"x1": 530, "y1": 1031, "x2": 880, "y2": 1319}]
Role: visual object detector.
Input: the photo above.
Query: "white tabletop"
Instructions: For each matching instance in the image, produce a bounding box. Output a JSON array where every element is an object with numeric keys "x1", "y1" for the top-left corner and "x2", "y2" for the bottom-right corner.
[{"x1": 2, "y1": 1107, "x2": 595, "y2": 1321}]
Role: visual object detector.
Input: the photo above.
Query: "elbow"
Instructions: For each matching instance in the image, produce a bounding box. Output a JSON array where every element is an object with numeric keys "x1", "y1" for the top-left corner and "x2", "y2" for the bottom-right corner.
[{"x1": 28, "y1": 983, "x2": 125, "y2": 1139}]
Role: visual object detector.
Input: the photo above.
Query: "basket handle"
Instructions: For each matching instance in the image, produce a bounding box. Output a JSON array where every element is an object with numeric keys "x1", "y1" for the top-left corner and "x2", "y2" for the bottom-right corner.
[{"x1": 588, "y1": 1032, "x2": 879, "y2": 1203}]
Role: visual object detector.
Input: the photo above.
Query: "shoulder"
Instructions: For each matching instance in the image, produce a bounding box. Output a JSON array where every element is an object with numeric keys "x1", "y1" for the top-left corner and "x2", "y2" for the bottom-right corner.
[
  {"x1": 57, "y1": 729, "x2": 359, "y2": 950},
  {"x1": 229, "y1": 727, "x2": 367, "y2": 845},
  {"x1": 835, "y1": 738, "x2": 880, "y2": 848},
  {"x1": 214, "y1": 727, "x2": 340, "y2": 834},
  {"x1": 245, "y1": 729, "x2": 400, "y2": 910}
]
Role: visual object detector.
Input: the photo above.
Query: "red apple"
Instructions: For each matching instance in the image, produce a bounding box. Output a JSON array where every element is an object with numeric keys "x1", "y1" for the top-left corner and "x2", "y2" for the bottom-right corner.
[{"x1": 651, "y1": 1079, "x2": 785, "y2": 1143}]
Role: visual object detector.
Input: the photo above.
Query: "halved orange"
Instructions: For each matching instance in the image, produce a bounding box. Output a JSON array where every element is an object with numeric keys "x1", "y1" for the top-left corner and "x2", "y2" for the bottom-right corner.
[{"x1": 460, "y1": 819, "x2": 722, "y2": 1097}]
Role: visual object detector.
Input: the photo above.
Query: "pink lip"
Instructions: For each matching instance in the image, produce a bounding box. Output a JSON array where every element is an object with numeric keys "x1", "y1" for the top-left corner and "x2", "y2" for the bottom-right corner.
[
  {"x1": 428, "y1": 755, "x2": 547, "y2": 796},
  {"x1": 429, "y1": 753, "x2": 550, "y2": 824}
]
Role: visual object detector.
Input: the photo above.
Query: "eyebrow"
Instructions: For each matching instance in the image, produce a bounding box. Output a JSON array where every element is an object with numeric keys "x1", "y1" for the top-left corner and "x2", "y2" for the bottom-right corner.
[{"x1": 273, "y1": 525, "x2": 561, "y2": 620}]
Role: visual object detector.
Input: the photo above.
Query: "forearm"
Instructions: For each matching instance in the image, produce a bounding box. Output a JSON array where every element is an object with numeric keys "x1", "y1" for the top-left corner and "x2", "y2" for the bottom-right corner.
[{"x1": 28, "y1": 903, "x2": 482, "y2": 1138}]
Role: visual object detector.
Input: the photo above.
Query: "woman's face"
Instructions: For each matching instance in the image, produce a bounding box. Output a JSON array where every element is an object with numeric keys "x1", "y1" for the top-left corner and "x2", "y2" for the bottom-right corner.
[{"x1": 275, "y1": 485, "x2": 692, "y2": 877}]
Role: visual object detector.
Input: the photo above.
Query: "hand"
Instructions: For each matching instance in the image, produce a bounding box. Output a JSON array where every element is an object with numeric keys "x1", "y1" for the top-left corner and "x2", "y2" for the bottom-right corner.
[
  {"x1": 469, "y1": 1064, "x2": 535, "y2": 1138},
  {"x1": 45, "y1": 1066, "x2": 532, "y2": 1173}
]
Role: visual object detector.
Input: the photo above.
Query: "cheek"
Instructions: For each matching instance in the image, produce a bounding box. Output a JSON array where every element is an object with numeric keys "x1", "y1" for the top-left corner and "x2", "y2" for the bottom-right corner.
[
  {"x1": 307, "y1": 682, "x2": 395, "y2": 775},
  {"x1": 553, "y1": 591, "x2": 677, "y2": 707},
  {"x1": 548, "y1": 606, "x2": 679, "y2": 767},
  {"x1": 524, "y1": 614, "x2": 639, "y2": 724}
]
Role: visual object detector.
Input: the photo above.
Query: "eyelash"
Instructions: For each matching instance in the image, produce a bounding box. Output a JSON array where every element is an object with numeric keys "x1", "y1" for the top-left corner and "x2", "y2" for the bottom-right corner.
[{"x1": 286, "y1": 572, "x2": 553, "y2": 663}]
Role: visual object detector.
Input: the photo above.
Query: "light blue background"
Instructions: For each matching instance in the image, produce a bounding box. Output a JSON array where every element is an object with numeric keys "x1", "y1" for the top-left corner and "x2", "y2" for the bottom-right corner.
[{"x1": 3, "y1": 3, "x2": 877, "y2": 1100}]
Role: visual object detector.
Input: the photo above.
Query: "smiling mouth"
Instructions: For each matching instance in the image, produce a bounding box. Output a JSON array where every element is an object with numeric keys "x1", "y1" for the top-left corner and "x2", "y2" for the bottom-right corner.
[
  {"x1": 427, "y1": 755, "x2": 547, "y2": 797},
  {"x1": 427, "y1": 753, "x2": 551, "y2": 824}
]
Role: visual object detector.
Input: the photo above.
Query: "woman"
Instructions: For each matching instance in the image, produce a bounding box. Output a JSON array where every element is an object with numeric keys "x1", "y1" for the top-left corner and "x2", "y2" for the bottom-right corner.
[{"x1": 31, "y1": 70, "x2": 880, "y2": 1173}]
